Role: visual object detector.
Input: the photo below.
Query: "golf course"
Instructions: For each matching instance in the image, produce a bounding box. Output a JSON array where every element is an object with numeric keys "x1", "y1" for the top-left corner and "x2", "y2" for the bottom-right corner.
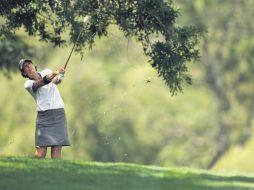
[
  {"x1": 1, "y1": 156, "x2": 254, "y2": 190},
  {"x1": 2, "y1": 1, "x2": 254, "y2": 189}
]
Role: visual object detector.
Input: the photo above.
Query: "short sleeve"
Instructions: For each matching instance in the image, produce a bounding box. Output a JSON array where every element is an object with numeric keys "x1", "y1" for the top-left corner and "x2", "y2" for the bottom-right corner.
[
  {"x1": 24, "y1": 80, "x2": 35, "y2": 95},
  {"x1": 40, "y1": 69, "x2": 52, "y2": 77}
]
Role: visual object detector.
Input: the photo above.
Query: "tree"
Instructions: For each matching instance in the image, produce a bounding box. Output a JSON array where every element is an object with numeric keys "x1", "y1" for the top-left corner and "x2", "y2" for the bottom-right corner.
[
  {"x1": 175, "y1": 0, "x2": 254, "y2": 168},
  {"x1": 0, "y1": 36, "x2": 33, "y2": 75},
  {"x1": 0, "y1": 0, "x2": 201, "y2": 95}
]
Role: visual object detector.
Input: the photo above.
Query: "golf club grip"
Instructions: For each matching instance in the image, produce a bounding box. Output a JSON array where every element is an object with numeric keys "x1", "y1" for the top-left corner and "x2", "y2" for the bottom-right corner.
[
  {"x1": 64, "y1": 61, "x2": 68, "y2": 69},
  {"x1": 64, "y1": 63, "x2": 68, "y2": 69}
]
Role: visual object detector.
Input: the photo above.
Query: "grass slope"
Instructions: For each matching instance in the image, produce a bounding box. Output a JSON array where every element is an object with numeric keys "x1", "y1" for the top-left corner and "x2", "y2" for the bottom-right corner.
[{"x1": 1, "y1": 157, "x2": 254, "y2": 190}]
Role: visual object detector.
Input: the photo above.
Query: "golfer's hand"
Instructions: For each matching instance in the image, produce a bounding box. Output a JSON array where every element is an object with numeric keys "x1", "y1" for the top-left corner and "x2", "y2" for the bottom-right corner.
[
  {"x1": 54, "y1": 68, "x2": 65, "y2": 75},
  {"x1": 58, "y1": 68, "x2": 65, "y2": 75}
]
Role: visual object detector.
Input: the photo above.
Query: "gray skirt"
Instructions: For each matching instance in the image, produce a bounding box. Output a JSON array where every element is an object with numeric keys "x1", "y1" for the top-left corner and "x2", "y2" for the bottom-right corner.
[{"x1": 36, "y1": 108, "x2": 70, "y2": 147}]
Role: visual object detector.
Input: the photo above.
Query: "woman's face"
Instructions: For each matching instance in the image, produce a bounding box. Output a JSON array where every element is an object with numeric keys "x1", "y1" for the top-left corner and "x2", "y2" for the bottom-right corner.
[{"x1": 23, "y1": 62, "x2": 36, "y2": 77}]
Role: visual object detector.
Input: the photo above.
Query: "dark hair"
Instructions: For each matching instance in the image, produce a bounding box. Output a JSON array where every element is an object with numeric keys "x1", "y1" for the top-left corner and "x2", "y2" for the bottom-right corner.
[{"x1": 21, "y1": 72, "x2": 28, "y2": 78}]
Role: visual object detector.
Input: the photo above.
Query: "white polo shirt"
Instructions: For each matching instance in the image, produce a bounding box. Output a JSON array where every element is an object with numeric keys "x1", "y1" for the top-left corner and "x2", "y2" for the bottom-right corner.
[{"x1": 24, "y1": 69, "x2": 65, "y2": 112}]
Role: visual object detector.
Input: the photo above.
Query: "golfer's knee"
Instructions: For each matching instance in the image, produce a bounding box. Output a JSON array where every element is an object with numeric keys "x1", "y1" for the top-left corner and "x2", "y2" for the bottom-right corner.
[{"x1": 34, "y1": 147, "x2": 47, "y2": 158}]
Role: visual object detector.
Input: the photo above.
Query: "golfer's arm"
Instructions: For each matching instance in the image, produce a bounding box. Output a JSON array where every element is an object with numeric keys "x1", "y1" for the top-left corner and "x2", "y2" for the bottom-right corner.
[
  {"x1": 32, "y1": 79, "x2": 46, "y2": 92},
  {"x1": 46, "y1": 72, "x2": 58, "y2": 82},
  {"x1": 32, "y1": 73, "x2": 58, "y2": 91}
]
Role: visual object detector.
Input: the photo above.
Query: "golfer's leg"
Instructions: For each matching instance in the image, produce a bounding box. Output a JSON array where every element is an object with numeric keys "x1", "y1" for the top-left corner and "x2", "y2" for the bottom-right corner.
[
  {"x1": 34, "y1": 146, "x2": 47, "y2": 158},
  {"x1": 51, "y1": 146, "x2": 62, "y2": 159}
]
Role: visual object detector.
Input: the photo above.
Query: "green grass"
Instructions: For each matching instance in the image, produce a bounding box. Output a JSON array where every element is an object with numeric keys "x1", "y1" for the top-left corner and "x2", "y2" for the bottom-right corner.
[{"x1": 1, "y1": 157, "x2": 254, "y2": 190}]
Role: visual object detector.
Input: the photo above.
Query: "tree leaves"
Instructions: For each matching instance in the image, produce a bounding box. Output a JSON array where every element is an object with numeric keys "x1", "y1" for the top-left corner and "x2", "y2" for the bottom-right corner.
[
  {"x1": 0, "y1": 36, "x2": 34, "y2": 75},
  {"x1": 0, "y1": 0, "x2": 202, "y2": 95}
]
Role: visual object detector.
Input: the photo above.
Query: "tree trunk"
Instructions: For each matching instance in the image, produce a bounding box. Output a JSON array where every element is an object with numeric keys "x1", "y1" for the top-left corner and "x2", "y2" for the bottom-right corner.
[
  {"x1": 202, "y1": 38, "x2": 230, "y2": 169},
  {"x1": 237, "y1": 99, "x2": 254, "y2": 146}
]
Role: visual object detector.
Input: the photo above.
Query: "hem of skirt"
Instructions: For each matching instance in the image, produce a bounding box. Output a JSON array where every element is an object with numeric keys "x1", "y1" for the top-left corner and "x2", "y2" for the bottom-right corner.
[{"x1": 35, "y1": 144, "x2": 71, "y2": 147}]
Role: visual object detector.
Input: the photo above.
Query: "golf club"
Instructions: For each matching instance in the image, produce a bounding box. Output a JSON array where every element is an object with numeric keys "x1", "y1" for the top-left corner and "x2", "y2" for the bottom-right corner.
[
  {"x1": 57, "y1": 16, "x2": 90, "y2": 81},
  {"x1": 64, "y1": 16, "x2": 90, "y2": 70}
]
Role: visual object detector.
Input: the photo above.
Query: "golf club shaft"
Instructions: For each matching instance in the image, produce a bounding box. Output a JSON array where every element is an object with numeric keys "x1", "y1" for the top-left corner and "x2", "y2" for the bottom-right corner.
[{"x1": 64, "y1": 28, "x2": 84, "y2": 69}]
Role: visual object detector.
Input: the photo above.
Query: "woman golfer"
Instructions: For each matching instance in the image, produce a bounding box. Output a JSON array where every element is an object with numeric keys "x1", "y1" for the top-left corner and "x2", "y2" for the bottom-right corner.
[{"x1": 19, "y1": 59, "x2": 70, "y2": 159}]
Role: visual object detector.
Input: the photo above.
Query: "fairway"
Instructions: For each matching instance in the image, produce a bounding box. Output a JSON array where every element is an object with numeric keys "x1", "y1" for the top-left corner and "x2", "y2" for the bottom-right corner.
[{"x1": 1, "y1": 157, "x2": 254, "y2": 190}]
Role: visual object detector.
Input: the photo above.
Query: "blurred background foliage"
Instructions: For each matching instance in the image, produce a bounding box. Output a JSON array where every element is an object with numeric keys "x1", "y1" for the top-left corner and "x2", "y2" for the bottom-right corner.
[{"x1": 1, "y1": 0, "x2": 254, "y2": 172}]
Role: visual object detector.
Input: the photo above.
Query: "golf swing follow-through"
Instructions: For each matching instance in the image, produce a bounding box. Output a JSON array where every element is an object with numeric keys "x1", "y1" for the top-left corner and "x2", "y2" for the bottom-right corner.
[{"x1": 19, "y1": 16, "x2": 90, "y2": 159}]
